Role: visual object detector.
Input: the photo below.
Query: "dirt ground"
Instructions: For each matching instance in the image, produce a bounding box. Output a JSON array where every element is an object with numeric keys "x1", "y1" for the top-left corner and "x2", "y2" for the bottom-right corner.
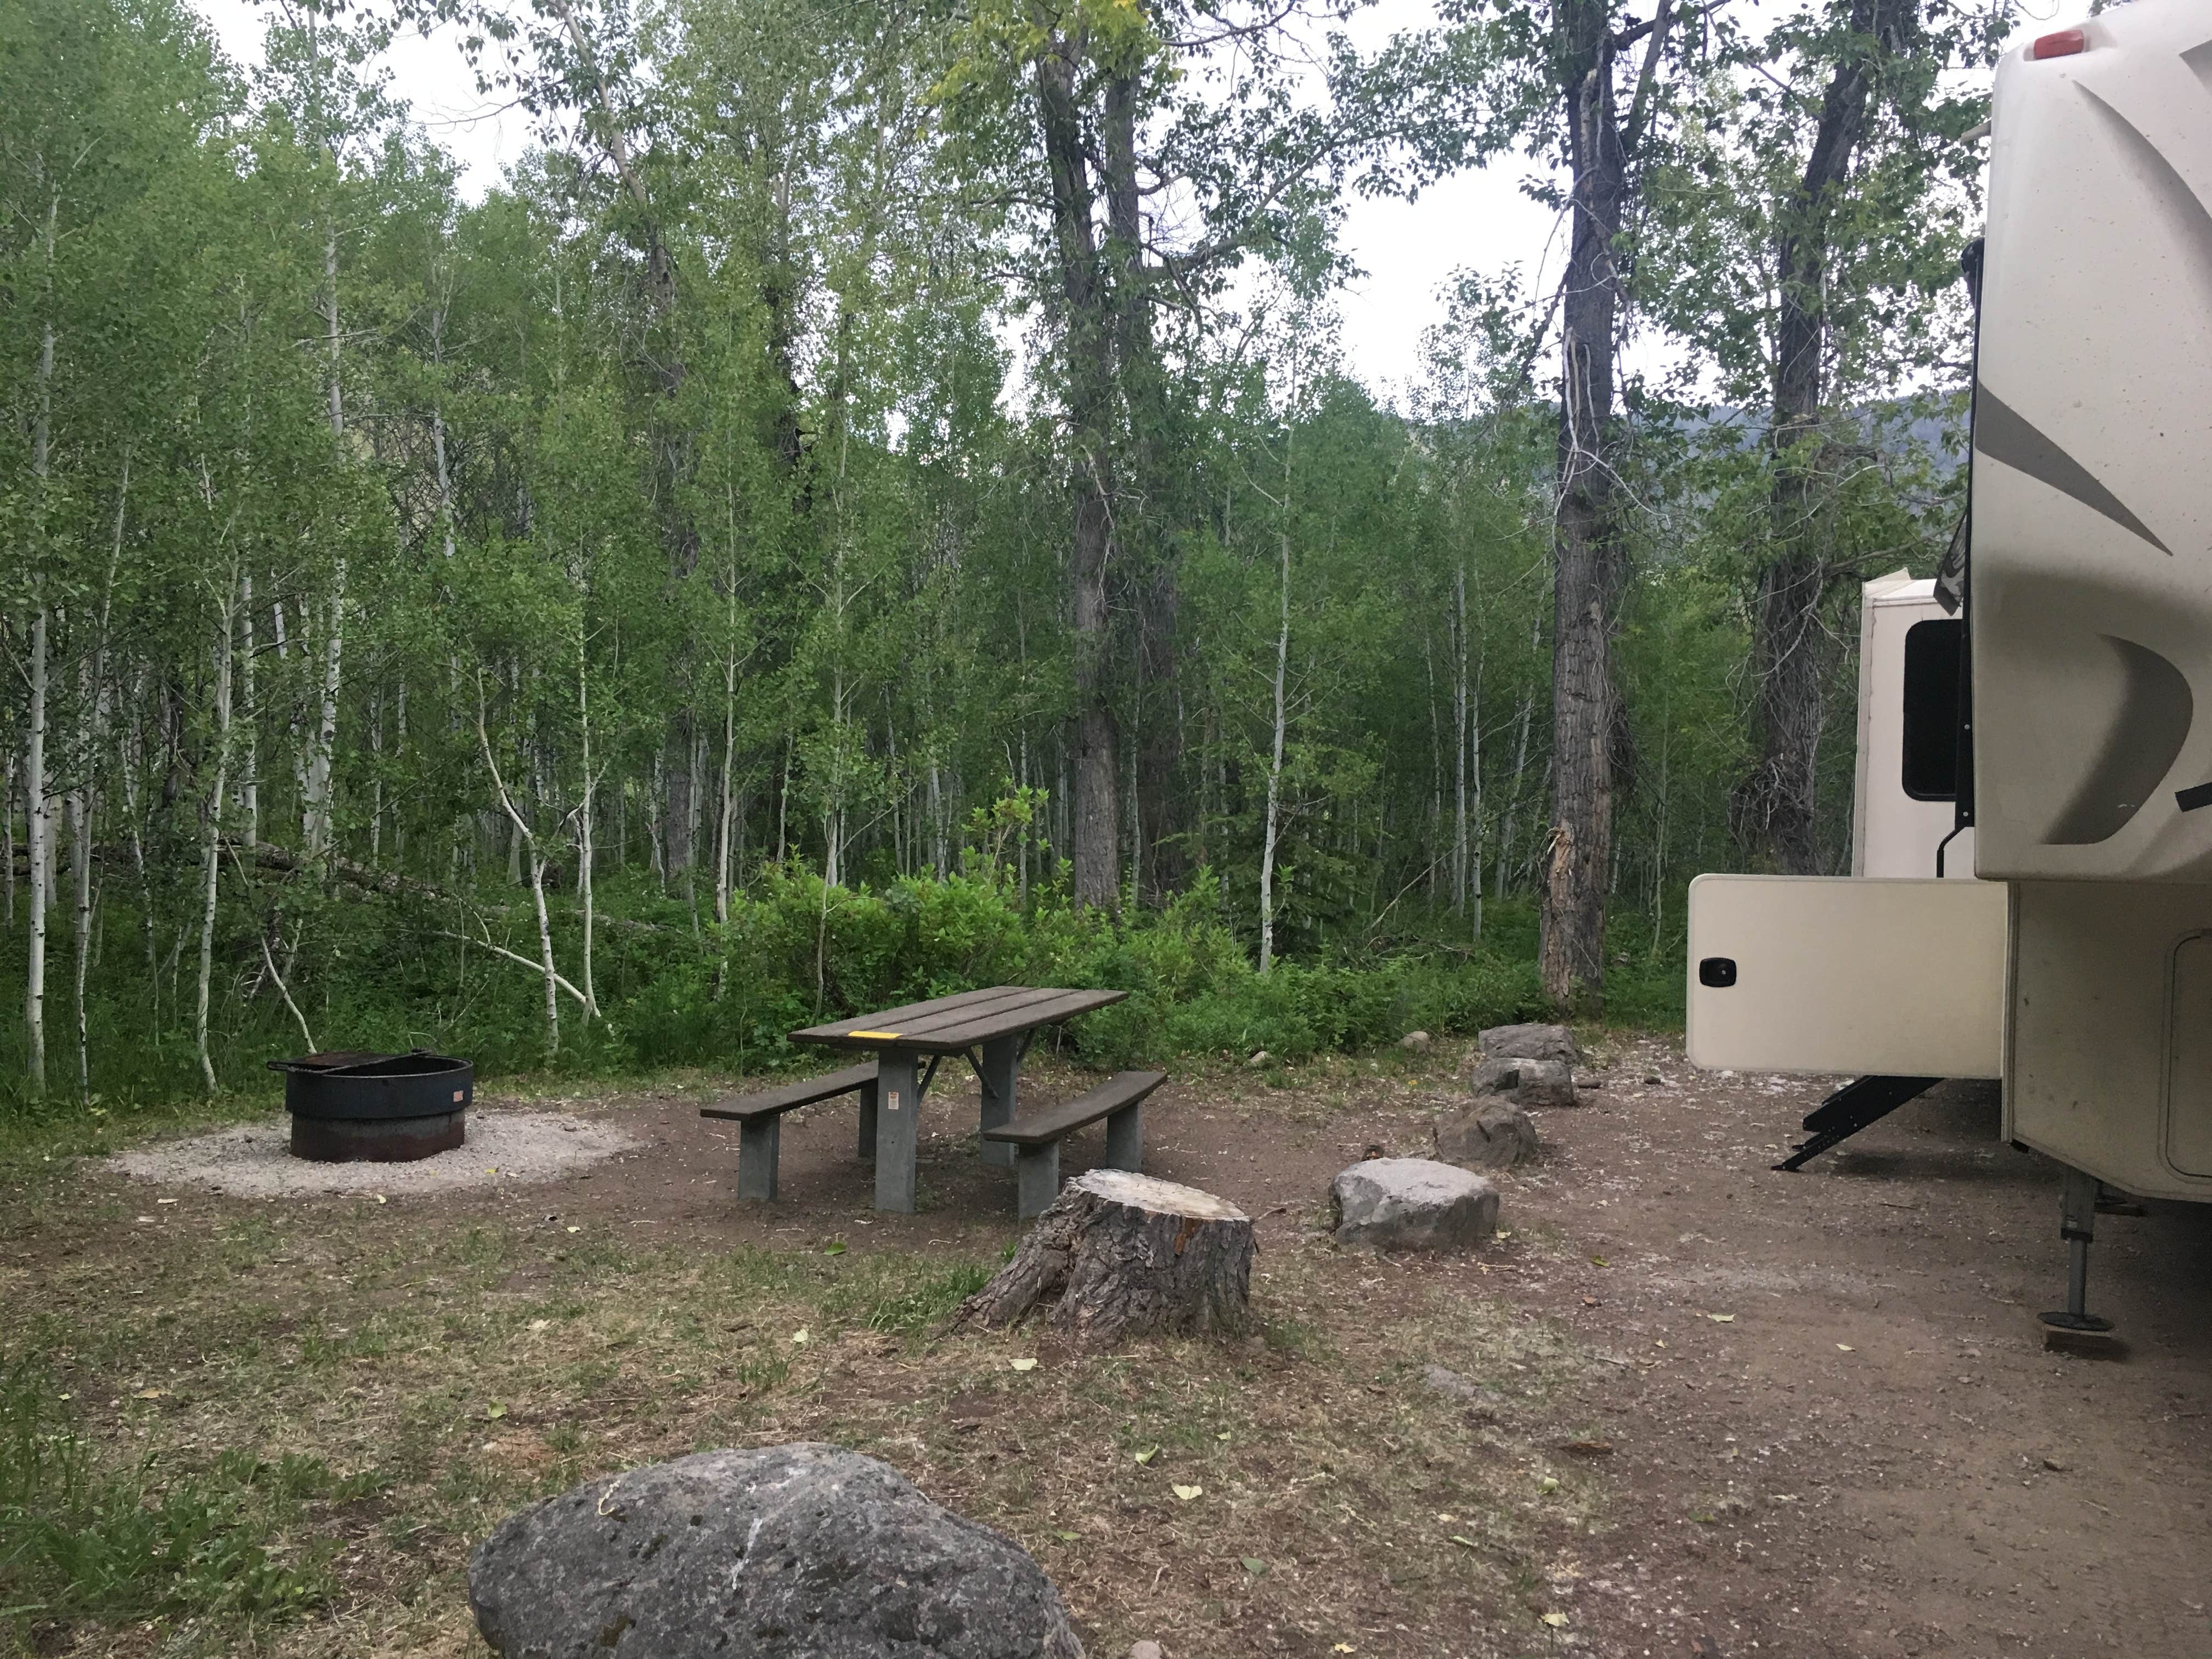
[{"x1": 12, "y1": 1036, "x2": 2212, "y2": 1658}]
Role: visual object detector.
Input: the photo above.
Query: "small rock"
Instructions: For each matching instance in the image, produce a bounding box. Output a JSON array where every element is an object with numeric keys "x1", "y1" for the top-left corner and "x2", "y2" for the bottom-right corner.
[
  {"x1": 1361, "y1": 1142, "x2": 1387, "y2": 1160},
  {"x1": 1331, "y1": 1158, "x2": 1500, "y2": 1251},
  {"x1": 1130, "y1": 1644, "x2": 1165, "y2": 1659},
  {"x1": 1434, "y1": 1102, "x2": 1539, "y2": 1171},
  {"x1": 1478, "y1": 1022, "x2": 1581, "y2": 1065},
  {"x1": 469, "y1": 1444, "x2": 1085, "y2": 1658},
  {"x1": 1247, "y1": 1049, "x2": 1271, "y2": 1067},
  {"x1": 2042, "y1": 1456, "x2": 2068, "y2": 1472},
  {"x1": 1419, "y1": 1363, "x2": 1497, "y2": 1403},
  {"x1": 1400, "y1": 1030, "x2": 1433, "y2": 1054},
  {"x1": 1469, "y1": 1054, "x2": 1577, "y2": 1110},
  {"x1": 1643, "y1": 1074, "x2": 1666, "y2": 1086}
]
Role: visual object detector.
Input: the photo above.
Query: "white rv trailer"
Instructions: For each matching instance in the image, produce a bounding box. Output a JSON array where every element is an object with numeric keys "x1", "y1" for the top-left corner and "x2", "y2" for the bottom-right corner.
[{"x1": 1685, "y1": 0, "x2": 2212, "y2": 1338}]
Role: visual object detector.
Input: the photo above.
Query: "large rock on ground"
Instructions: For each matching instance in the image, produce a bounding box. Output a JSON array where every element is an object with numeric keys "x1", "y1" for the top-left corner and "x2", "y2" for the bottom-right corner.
[
  {"x1": 1477, "y1": 1022, "x2": 1581, "y2": 1065},
  {"x1": 1468, "y1": 1053, "x2": 1577, "y2": 1110},
  {"x1": 1331, "y1": 1158, "x2": 1499, "y2": 1250},
  {"x1": 1435, "y1": 1101, "x2": 1540, "y2": 1171},
  {"x1": 469, "y1": 1444, "x2": 1085, "y2": 1658}
]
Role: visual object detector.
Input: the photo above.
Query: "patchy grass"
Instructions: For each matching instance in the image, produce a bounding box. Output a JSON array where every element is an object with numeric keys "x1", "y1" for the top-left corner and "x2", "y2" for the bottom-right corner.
[{"x1": 1, "y1": 1075, "x2": 1610, "y2": 1659}]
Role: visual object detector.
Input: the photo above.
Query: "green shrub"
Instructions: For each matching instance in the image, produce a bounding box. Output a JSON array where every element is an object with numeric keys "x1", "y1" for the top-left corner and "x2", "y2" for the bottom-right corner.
[{"x1": 0, "y1": 860, "x2": 1667, "y2": 1115}]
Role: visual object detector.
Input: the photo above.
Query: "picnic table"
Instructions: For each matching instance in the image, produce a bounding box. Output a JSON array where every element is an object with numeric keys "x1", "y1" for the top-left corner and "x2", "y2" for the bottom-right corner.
[{"x1": 788, "y1": 985, "x2": 1128, "y2": 1212}]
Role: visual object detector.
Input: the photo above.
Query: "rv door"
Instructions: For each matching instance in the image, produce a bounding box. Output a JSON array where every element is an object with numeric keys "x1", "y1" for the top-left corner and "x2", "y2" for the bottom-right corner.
[{"x1": 1686, "y1": 876, "x2": 2006, "y2": 1079}]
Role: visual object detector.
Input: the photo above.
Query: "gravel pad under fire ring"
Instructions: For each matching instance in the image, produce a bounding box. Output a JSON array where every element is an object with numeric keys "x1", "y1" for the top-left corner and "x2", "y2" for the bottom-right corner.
[{"x1": 112, "y1": 1109, "x2": 636, "y2": 1199}]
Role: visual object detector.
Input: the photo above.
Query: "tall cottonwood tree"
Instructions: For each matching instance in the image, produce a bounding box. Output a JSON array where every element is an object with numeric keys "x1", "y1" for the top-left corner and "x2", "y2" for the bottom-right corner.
[
  {"x1": 1639, "y1": 0, "x2": 1993, "y2": 872},
  {"x1": 1459, "y1": 0, "x2": 1726, "y2": 1005},
  {"x1": 938, "y1": 0, "x2": 1471, "y2": 908}
]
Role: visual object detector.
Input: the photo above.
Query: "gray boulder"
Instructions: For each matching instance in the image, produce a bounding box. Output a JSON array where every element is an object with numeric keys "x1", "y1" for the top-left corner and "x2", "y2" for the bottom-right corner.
[
  {"x1": 1331, "y1": 1158, "x2": 1499, "y2": 1251},
  {"x1": 1434, "y1": 1101, "x2": 1540, "y2": 1170},
  {"x1": 1477, "y1": 1022, "x2": 1581, "y2": 1065},
  {"x1": 1468, "y1": 1053, "x2": 1577, "y2": 1110},
  {"x1": 469, "y1": 1444, "x2": 1085, "y2": 1659}
]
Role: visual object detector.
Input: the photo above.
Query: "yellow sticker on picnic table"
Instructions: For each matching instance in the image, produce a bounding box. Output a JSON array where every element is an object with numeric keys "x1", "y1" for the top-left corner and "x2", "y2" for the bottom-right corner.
[{"x1": 847, "y1": 1030, "x2": 901, "y2": 1040}]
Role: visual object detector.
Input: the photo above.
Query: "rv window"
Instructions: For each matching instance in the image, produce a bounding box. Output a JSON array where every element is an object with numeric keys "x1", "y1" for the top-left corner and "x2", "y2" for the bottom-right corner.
[{"x1": 1902, "y1": 618, "x2": 1963, "y2": 800}]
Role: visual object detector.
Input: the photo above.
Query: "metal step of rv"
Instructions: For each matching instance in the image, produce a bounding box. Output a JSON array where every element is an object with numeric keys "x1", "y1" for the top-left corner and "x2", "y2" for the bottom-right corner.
[{"x1": 1774, "y1": 1075, "x2": 1941, "y2": 1171}]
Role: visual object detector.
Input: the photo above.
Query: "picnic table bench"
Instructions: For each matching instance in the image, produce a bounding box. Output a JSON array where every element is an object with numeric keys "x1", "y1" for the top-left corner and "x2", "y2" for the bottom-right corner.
[
  {"x1": 700, "y1": 985, "x2": 1162, "y2": 1215},
  {"x1": 698, "y1": 1062, "x2": 878, "y2": 1202},
  {"x1": 983, "y1": 1068, "x2": 1166, "y2": 1217}
]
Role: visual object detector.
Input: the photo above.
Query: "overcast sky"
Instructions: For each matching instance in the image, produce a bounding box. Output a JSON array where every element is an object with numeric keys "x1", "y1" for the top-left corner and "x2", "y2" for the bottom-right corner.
[{"x1": 189, "y1": 0, "x2": 2096, "y2": 399}]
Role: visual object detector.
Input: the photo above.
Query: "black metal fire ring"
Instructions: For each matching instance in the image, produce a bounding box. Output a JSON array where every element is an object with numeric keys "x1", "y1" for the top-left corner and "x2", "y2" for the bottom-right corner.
[
  {"x1": 291, "y1": 1110, "x2": 468, "y2": 1163},
  {"x1": 269, "y1": 1050, "x2": 474, "y2": 1121},
  {"x1": 269, "y1": 1050, "x2": 474, "y2": 1163}
]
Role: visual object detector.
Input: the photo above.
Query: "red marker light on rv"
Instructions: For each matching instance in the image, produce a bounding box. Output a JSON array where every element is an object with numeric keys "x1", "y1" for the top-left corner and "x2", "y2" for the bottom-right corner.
[{"x1": 2030, "y1": 29, "x2": 2086, "y2": 60}]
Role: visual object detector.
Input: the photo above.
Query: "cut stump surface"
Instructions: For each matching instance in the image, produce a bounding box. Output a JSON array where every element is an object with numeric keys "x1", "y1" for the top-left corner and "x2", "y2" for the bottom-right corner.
[{"x1": 953, "y1": 1170, "x2": 1253, "y2": 1345}]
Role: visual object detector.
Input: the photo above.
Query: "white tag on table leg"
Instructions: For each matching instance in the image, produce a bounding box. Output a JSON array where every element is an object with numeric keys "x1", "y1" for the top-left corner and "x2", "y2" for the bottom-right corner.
[{"x1": 887, "y1": 1091, "x2": 900, "y2": 1111}]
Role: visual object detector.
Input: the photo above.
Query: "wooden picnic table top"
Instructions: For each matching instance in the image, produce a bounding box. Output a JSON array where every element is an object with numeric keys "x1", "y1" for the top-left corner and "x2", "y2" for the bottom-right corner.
[{"x1": 788, "y1": 985, "x2": 1127, "y2": 1055}]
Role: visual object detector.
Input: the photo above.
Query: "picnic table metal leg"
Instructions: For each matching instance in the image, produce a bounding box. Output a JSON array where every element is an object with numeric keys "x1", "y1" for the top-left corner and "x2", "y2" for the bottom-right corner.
[
  {"x1": 856, "y1": 1076, "x2": 878, "y2": 1163},
  {"x1": 1014, "y1": 1141, "x2": 1061, "y2": 1220},
  {"x1": 978, "y1": 1035, "x2": 1019, "y2": 1167},
  {"x1": 738, "y1": 1117, "x2": 780, "y2": 1202},
  {"x1": 1104, "y1": 1102, "x2": 1142, "y2": 1172},
  {"x1": 873, "y1": 1053, "x2": 920, "y2": 1214}
]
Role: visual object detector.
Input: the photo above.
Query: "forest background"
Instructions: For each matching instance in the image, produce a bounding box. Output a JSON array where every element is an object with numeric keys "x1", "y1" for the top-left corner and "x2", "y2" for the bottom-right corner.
[{"x1": 1, "y1": 0, "x2": 2028, "y2": 1118}]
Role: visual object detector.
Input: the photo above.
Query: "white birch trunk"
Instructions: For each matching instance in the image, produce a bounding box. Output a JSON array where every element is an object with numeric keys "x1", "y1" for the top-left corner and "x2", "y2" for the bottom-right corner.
[
  {"x1": 272, "y1": 600, "x2": 308, "y2": 808},
  {"x1": 715, "y1": 640, "x2": 736, "y2": 926},
  {"x1": 576, "y1": 619, "x2": 599, "y2": 1022},
  {"x1": 476, "y1": 681, "x2": 561, "y2": 1057},
  {"x1": 63, "y1": 779, "x2": 88, "y2": 1081},
  {"x1": 648, "y1": 751, "x2": 666, "y2": 889},
  {"x1": 1423, "y1": 633, "x2": 1442, "y2": 900},
  {"x1": 394, "y1": 677, "x2": 408, "y2": 867},
  {"x1": 431, "y1": 304, "x2": 457, "y2": 561},
  {"x1": 121, "y1": 673, "x2": 157, "y2": 1015},
  {"x1": 368, "y1": 685, "x2": 383, "y2": 864},
  {"x1": 4, "y1": 750, "x2": 16, "y2": 932},
  {"x1": 299, "y1": 221, "x2": 346, "y2": 861},
  {"x1": 1452, "y1": 564, "x2": 1470, "y2": 918},
  {"x1": 1497, "y1": 688, "x2": 1535, "y2": 903},
  {"x1": 1468, "y1": 631, "x2": 1483, "y2": 940},
  {"x1": 23, "y1": 608, "x2": 49, "y2": 1099},
  {"x1": 239, "y1": 572, "x2": 258, "y2": 845},
  {"x1": 22, "y1": 277, "x2": 55, "y2": 1097},
  {"x1": 1258, "y1": 520, "x2": 1290, "y2": 975},
  {"x1": 302, "y1": 574, "x2": 343, "y2": 859},
  {"x1": 195, "y1": 572, "x2": 240, "y2": 1094},
  {"x1": 68, "y1": 461, "x2": 127, "y2": 1100}
]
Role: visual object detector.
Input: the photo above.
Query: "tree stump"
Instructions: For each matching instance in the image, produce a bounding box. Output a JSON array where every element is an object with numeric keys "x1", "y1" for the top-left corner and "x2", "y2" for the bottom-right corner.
[{"x1": 952, "y1": 1170, "x2": 1254, "y2": 1345}]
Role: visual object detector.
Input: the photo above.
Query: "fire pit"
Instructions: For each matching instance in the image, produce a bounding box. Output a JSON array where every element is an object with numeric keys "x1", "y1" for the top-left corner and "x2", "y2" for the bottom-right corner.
[{"x1": 268, "y1": 1050, "x2": 474, "y2": 1163}]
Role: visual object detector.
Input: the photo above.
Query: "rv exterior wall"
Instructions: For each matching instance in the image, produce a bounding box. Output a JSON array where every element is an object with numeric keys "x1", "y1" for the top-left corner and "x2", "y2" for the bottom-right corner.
[
  {"x1": 2008, "y1": 880, "x2": 2212, "y2": 1202},
  {"x1": 1853, "y1": 574, "x2": 1976, "y2": 879},
  {"x1": 1970, "y1": 0, "x2": 2212, "y2": 882},
  {"x1": 1685, "y1": 875, "x2": 2006, "y2": 1078}
]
